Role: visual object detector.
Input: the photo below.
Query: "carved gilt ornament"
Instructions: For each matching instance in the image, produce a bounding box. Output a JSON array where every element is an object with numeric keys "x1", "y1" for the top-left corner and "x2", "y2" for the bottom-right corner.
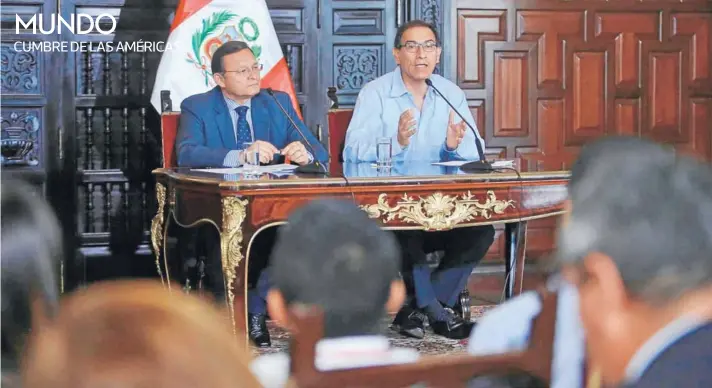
[
  {"x1": 220, "y1": 196, "x2": 248, "y2": 334},
  {"x1": 361, "y1": 190, "x2": 514, "y2": 230},
  {"x1": 150, "y1": 183, "x2": 166, "y2": 286}
]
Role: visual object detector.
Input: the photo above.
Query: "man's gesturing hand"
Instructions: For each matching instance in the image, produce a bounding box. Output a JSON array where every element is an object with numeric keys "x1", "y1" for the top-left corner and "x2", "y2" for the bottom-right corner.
[
  {"x1": 445, "y1": 110, "x2": 467, "y2": 150},
  {"x1": 397, "y1": 109, "x2": 417, "y2": 147},
  {"x1": 281, "y1": 141, "x2": 310, "y2": 165}
]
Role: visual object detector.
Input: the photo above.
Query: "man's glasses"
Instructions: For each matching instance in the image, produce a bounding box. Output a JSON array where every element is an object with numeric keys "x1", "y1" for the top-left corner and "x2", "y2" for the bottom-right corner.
[
  {"x1": 397, "y1": 40, "x2": 439, "y2": 53},
  {"x1": 223, "y1": 63, "x2": 263, "y2": 77}
]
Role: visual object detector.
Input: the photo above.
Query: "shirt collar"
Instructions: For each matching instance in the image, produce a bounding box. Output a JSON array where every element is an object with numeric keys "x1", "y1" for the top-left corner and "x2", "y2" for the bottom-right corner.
[
  {"x1": 222, "y1": 92, "x2": 251, "y2": 111},
  {"x1": 389, "y1": 66, "x2": 436, "y2": 98},
  {"x1": 314, "y1": 335, "x2": 416, "y2": 370},
  {"x1": 624, "y1": 314, "x2": 709, "y2": 383},
  {"x1": 390, "y1": 66, "x2": 409, "y2": 97}
]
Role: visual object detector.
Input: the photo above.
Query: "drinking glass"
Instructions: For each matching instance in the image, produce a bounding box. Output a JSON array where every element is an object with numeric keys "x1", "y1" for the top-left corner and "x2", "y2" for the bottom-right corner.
[
  {"x1": 376, "y1": 137, "x2": 392, "y2": 168},
  {"x1": 240, "y1": 142, "x2": 260, "y2": 177}
]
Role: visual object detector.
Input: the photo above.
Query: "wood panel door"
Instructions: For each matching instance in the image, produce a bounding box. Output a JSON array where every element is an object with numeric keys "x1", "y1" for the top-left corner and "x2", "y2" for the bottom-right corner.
[
  {"x1": 449, "y1": 0, "x2": 712, "y2": 264},
  {"x1": 316, "y1": 0, "x2": 400, "y2": 120},
  {"x1": 58, "y1": 0, "x2": 322, "y2": 289},
  {"x1": 1, "y1": 0, "x2": 71, "y2": 288}
]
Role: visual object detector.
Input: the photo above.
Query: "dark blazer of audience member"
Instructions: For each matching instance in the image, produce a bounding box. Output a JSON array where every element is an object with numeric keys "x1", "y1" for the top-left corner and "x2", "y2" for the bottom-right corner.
[
  {"x1": 555, "y1": 138, "x2": 712, "y2": 387},
  {"x1": 1, "y1": 179, "x2": 62, "y2": 381},
  {"x1": 21, "y1": 280, "x2": 261, "y2": 388}
]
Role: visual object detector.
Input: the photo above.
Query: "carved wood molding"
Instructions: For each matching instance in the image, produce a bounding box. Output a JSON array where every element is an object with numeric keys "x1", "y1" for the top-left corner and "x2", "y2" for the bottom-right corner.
[
  {"x1": 220, "y1": 196, "x2": 248, "y2": 334},
  {"x1": 360, "y1": 190, "x2": 515, "y2": 231},
  {"x1": 150, "y1": 182, "x2": 166, "y2": 286}
]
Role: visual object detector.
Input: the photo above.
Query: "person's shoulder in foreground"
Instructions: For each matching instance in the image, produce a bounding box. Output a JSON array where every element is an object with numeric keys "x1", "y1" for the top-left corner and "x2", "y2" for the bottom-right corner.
[
  {"x1": 467, "y1": 279, "x2": 585, "y2": 388},
  {"x1": 251, "y1": 338, "x2": 419, "y2": 388},
  {"x1": 624, "y1": 322, "x2": 712, "y2": 388}
]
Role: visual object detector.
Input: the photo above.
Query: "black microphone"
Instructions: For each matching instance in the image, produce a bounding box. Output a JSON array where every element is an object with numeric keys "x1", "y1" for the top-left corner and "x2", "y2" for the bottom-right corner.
[
  {"x1": 424, "y1": 78, "x2": 493, "y2": 173},
  {"x1": 264, "y1": 88, "x2": 327, "y2": 175}
]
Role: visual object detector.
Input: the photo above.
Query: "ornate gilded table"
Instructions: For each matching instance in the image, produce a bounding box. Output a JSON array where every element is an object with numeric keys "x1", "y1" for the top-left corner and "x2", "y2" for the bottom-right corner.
[{"x1": 151, "y1": 161, "x2": 570, "y2": 344}]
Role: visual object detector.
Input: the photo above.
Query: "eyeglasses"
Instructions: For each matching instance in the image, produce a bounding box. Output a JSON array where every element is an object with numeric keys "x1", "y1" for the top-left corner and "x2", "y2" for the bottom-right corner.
[
  {"x1": 397, "y1": 40, "x2": 439, "y2": 53},
  {"x1": 223, "y1": 63, "x2": 263, "y2": 77}
]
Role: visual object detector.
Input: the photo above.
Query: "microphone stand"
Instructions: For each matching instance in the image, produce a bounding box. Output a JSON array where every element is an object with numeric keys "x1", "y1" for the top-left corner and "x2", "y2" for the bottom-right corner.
[
  {"x1": 265, "y1": 88, "x2": 327, "y2": 175},
  {"x1": 424, "y1": 79, "x2": 493, "y2": 173}
]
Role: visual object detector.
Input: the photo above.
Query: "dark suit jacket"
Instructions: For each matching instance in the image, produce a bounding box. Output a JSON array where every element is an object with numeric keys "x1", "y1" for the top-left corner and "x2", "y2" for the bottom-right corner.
[
  {"x1": 176, "y1": 86, "x2": 328, "y2": 167},
  {"x1": 625, "y1": 322, "x2": 712, "y2": 388}
]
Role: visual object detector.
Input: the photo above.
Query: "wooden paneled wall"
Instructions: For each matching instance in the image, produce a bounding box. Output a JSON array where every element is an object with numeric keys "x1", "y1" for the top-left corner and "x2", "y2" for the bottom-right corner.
[{"x1": 449, "y1": 0, "x2": 712, "y2": 266}]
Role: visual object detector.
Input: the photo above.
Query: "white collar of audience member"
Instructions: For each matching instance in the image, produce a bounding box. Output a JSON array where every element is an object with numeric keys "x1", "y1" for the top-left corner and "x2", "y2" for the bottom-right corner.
[
  {"x1": 315, "y1": 335, "x2": 419, "y2": 371},
  {"x1": 389, "y1": 66, "x2": 435, "y2": 98},
  {"x1": 623, "y1": 313, "x2": 710, "y2": 383}
]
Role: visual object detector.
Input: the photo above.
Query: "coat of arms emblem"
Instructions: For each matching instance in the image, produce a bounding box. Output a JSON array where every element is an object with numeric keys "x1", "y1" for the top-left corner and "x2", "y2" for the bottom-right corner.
[{"x1": 185, "y1": 10, "x2": 262, "y2": 86}]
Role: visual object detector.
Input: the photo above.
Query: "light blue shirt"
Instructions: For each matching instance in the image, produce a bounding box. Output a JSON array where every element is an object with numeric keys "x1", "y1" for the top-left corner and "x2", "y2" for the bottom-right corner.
[
  {"x1": 343, "y1": 66, "x2": 485, "y2": 163},
  {"x1": 221, "y1": 94, "x2": 312, "y2": 167},
  {"x1": 468, "y1": 278, "x2": 585, "y2": 388}
]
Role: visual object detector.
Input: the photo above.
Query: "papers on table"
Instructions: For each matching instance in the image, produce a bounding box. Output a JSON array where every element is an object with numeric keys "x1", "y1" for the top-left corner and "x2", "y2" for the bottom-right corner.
[
  {"x1": 431, "y1": 159, "x2": 516, "y2": 168},
  {"x1": 491, "y1": 160, "x2": 516, "y2": 168},
  {"x1": 192, "y1": 164, "x2": 299, "y2": 174},
  {"x1": 431, "y1": 160, "x2": 469, "y2": 167}
]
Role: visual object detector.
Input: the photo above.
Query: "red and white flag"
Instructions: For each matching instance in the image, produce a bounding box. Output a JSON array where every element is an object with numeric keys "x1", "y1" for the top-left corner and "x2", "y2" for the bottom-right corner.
[{"x1": 150, "y1": 0, "x2": 300, "y2": 116}]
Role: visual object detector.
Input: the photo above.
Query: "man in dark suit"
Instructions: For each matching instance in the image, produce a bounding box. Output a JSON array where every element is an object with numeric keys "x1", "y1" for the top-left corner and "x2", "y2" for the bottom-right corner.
[
  {"x1": 176, "y1": 41, "x2": 327, "y2": 168},
  {"x1": 555, "y1": 136, "x2": 712, "y2": 387},
  {"x1": 176, "y1": 40, "x2": 328, "y2": 348}
]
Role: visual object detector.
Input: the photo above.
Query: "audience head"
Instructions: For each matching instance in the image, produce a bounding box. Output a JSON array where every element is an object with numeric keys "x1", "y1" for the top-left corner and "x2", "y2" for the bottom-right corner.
[
  {"x1": 555, "y1": 136, "x2": 712, "y2": 384},
  {"x1": 1, "y1": 179, "x2": 62, "y2": 372},
  {"x1": 211, "y1": 40, "x2": 262, "y2": 102},
  {"x1": 21, "y1": 280, "x2": 260, "y2": 388},
  {"x1": 545, "y1": 136, "x2": 652, "y2": 277},
  {"x1": 267, "y1": 199, "x2": 404, "y2": 338},
  {"x1": 393, "y1": 20, "x2": 441, "y2": 83}
]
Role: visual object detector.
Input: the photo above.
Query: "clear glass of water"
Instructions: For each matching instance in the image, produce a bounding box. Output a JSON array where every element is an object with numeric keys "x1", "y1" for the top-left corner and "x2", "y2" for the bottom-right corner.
[
  {"x1": 376, "y1": 137, "x2": 392, "y2": 168},
  {"x1": 240, "y1": 142, "x2": 260, "y2": 177}
]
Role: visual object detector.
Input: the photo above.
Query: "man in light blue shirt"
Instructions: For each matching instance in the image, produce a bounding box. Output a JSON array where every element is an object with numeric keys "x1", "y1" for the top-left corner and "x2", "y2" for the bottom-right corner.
[
  {"x1": 344, "y1": 20, "x2": 495, "y2": 341},
  {"x1": 342, "y1": 45, "x2": 484, "y2": 164}
]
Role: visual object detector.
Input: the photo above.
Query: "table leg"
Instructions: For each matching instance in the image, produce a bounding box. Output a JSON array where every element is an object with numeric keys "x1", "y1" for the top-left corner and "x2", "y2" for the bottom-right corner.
[
  {"x1": 151, "y1": 182, "x2": 168, "y2": 286},
  {"x1": 504, "y1": 221, "x2": 528, "y2": 299},
  {"x1": 220, "y1": 197, "x2": 250, "y2": 345}
]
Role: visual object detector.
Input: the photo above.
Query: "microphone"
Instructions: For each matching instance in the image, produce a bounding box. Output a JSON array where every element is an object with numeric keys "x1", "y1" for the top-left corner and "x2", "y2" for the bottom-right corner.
[
  {"x1": 424, "y1": 79, "x2": 493, "y2": 173},
  {"x1": 264, "y1": 88, "x2": 327, "y2": 175}
]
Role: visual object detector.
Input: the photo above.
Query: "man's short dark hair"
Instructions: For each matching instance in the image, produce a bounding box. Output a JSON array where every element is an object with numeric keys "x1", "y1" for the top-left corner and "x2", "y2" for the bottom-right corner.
[
  {"x1": 210, "y1": 40, "x2": 252, "y2": 74},
  {"x1": 270, "y1": 199, "x2": 401, "y2": 338},
  {"x1": 394, "y1": 20, "x2": 440, "y2": 49}
]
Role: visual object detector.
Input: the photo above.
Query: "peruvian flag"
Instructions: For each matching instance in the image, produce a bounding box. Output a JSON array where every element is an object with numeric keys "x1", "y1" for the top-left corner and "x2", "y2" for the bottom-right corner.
[{"x1": 150, "y1": 0, "x2": 301, "y2": 117}]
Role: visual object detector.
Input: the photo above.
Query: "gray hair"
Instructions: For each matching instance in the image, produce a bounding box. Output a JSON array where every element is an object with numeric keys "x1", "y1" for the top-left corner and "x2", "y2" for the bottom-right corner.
[{"x1": 556, "y1": 139, "x2": 712, "y2": 303}]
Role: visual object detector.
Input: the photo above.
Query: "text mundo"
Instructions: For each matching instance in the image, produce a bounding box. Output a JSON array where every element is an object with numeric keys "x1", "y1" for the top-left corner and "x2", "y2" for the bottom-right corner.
[
  {"x1": 13, "y1": 41, "x2": 172, "y2": 53},
  {"x1": 16, "y1": 14, "x2": 117, "y2": 35}
]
